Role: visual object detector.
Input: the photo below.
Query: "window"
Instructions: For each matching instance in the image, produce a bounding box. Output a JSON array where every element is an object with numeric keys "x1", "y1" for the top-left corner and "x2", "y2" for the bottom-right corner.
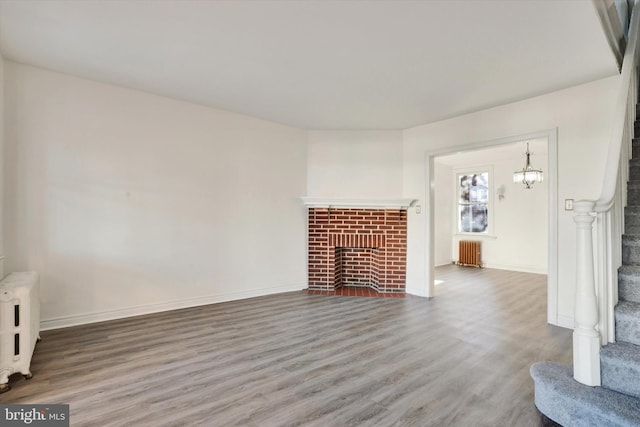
[{"x1": 457, "y1": 171, "x2": 489, "y2": 233}]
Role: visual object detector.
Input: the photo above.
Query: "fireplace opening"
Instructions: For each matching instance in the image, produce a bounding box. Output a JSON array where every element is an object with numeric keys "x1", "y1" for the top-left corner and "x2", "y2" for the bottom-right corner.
[{"x1": 335, "y1": 247, "x2": 380, "y2": 291}]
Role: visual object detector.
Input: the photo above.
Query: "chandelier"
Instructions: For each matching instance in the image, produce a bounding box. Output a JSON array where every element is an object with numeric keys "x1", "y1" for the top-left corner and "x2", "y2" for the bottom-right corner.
[{"x1": 513, "y1": 142, "x2": 543, "y2": 189}]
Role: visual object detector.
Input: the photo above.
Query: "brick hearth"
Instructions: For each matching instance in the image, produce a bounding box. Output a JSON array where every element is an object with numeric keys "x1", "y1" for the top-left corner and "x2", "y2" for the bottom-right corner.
[{"x1": 307, "y1": 207, "x2": 407, "y2": 293}]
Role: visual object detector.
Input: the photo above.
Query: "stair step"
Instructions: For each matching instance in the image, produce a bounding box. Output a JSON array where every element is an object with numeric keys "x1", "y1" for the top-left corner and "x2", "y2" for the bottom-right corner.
[
  {"x1": 616, "y1": 300, "x2": 640, "y2": 346},
  {"x1": 622, "y1": 235, "x2": 640, "y2": 265},
  {"x1": 625, "y1": 225, "x2": 640, "y2": 235},
  {"x1": 625, "y1": 211, "x2": 640, "y2": 234},
  {"x1": 633, "y1": 139, "x2": 640, "y2": 158},
  {"x1": 631, "y1": 163, "x2": 640, "y2": 181},
  {"x1": 530, "y1": 362, "x2": 640, "y2": 426},
  {"x1": 625, "y1": 205, "x2": 640, "y2": 234},
  {"x1": 601, "y1": 342, "x2": 640, "y2": 399},
  {"x1": 619, "y1": 266, "x2": 640, "y2": 303},
  {"x1": 625, "y1": 207, "x2": 640, "y2": 224},
  {"x1": 627, "y1": 181, "x2": 640, "y2": 205}
]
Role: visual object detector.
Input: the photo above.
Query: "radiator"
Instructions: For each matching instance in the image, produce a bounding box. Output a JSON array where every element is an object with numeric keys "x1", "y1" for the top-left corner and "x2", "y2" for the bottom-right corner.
[
  {"x1": 457, "y1": 240, "x2": 482, "y2": 268},
  {"x1": 0, "y1": 272, "x2": 40, "y2": 393}
]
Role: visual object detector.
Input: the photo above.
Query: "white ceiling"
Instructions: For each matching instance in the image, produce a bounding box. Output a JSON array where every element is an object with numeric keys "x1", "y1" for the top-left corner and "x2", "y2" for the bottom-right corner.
[{"x1": 0, "y1": 0, "x2": 619, "y2": 130}]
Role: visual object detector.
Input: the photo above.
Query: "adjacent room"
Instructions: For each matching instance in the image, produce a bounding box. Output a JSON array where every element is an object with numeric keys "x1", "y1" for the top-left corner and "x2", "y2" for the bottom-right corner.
[
  {"x1": 1, "y1": 0, "x2": 638, "y2": 425},
  {"x1": 434, "y1": 139, "x2": 549, "y2": 274}
]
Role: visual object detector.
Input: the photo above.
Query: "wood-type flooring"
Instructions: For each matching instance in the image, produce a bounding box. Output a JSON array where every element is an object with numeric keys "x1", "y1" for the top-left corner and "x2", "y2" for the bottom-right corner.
[{"x1": 0, "y1": 265, "x2": 571, "y2": 426}]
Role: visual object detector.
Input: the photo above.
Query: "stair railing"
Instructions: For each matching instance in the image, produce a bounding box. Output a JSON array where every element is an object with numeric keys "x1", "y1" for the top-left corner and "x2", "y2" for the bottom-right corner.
[{"x1": 573, "y1": 1, "x2": 640, "y2": 387}]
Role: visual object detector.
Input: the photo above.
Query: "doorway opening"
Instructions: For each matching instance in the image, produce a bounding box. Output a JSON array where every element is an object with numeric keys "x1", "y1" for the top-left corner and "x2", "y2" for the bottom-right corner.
[{"x1": 425, "y1": 129, "x2": 558, "y2": 325}]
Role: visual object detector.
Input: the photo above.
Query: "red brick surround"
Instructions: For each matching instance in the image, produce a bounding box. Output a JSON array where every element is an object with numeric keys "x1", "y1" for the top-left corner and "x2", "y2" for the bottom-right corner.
[{"x1": 307, "y1": 208, "x2": 407, "y2": 293}]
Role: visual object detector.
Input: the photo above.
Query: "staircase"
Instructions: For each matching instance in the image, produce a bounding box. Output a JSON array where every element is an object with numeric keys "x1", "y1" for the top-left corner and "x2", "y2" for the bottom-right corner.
[{"x1": 529, "y1": 117, "x2": 640, "y2": 426}]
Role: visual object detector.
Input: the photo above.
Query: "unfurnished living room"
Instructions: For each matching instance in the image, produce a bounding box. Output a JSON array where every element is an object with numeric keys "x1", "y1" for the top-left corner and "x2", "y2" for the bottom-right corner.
[{"x1": 0, "y1": 0, "x2": 639, "y2": 426}]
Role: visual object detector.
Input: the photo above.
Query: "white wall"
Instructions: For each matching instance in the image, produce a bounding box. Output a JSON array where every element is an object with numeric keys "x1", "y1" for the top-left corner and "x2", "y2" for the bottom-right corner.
[
  {"x1": 3, "y1": 61, "x2": 308, "y2": 329},
  {"x1": 403, "y1": 76, "x2": 618, "y2": 327},
  {"x1": 440, "y1": 152, "x2": 548, "y2": 273},
  {"x1": 307, "y1": 131, "x2": 403, "y2": 198},
  {"x1": 433, "y1": 161, "x2": 453, "y2": 266},
  {"x1": 488, "y1": 154, "x2": 548, "y2": 272}
]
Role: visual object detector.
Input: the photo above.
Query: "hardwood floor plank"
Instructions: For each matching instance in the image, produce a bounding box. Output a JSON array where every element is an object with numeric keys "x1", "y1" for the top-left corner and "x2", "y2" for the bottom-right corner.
[{"x1": 0, "y1": 266, "x2": 570, "y2": 426}]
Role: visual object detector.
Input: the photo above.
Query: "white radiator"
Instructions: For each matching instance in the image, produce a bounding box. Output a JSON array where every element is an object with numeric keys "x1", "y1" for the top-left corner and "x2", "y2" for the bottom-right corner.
[{"x1": 0, "y1": 272, "x2": 40, "y2": 393}]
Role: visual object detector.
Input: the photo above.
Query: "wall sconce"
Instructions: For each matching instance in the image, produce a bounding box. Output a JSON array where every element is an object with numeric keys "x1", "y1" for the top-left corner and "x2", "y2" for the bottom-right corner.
[{"x1": 497, "y1": 185, "x2": 506, "y2": 201}]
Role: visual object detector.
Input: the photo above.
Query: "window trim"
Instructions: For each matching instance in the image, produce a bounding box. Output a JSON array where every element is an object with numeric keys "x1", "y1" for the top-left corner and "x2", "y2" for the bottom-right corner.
[{"x1": 454, "y1": 165, "x2": 494, "y2": 237}]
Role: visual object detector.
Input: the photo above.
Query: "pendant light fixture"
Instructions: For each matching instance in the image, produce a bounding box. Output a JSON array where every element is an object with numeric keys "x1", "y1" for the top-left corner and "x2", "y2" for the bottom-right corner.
[{"x1": 513, "y1": 142, "x2": 543, "y2": 189}]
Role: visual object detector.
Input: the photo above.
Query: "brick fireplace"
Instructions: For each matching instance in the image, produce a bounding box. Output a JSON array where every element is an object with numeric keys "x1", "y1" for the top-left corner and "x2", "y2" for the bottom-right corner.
[{"x1": 305, "y1": 201, "x2": 410, "y2": 294}]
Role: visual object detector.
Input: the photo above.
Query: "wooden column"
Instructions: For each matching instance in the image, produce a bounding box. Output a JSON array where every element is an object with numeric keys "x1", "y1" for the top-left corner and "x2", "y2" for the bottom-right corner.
[{"x1": 572, "y1": 200, "x2": 601, "y2": 386}]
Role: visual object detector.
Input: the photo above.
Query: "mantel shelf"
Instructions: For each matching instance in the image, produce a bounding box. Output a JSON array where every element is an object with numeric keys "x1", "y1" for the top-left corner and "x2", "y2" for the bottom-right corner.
[{"x1": 301, "y1": 197, "x2": 417, "y2": 210}]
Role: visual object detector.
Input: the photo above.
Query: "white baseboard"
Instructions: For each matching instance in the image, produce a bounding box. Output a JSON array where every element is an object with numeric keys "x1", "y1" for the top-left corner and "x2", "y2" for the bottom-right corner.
[
  {"x1": 406, "y1": 286, "x2": 430, "y2": 298},
  {"x1": 40, "y1": 282, "x2": 306, "y2": 331},
  {"x1": 482, "y1": 262, "x2": 547, "y2": 275}
]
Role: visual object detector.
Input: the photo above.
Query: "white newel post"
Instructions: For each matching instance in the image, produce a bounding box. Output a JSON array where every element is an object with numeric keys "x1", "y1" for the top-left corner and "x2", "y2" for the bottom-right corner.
[{"x1": 573, "y1": 200, "x2": 601, "y2": 386}]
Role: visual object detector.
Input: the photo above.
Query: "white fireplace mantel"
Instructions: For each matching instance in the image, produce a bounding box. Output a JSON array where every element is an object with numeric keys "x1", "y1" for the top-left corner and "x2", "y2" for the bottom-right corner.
[{"x1": 301, "y1": 197, "x2": 417, "y2": 210}]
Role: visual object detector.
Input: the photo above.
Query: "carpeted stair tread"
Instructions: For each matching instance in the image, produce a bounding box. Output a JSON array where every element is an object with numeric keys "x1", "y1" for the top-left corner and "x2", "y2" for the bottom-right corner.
[
  {"x1": 616, "y1": 300, "x2": 640, "y2": 346},
  {"x1": 531, "y1": 361, "x2": 640, "y2": 426},
  {"x1": 622, "y1": 235, "x2": 640, "y2": 265},
  {"x1": 625, "y1": 209, "x2": 640, "y2": 237},
  {"x1": 625, "y1": 223, "x2": 640, "y2": 235},
  {"x1": 626, "y1": 181, "x2": 640, "y2": 206},
  {"x1": 619, "y1": 266, "x2": 640, "y2": 303},
  {"x1": 630, "y1": 158, "x2": 640, "y2": 180},
  {"x1": 601, "y1": 342, "x2": 640, "y2": 399},
  {"x1": 630, "y1": 158, "x2": 640, "y2": 166},
  {"x1": 633, "y1": 140, "x2": 640, "y2": 158},
  {"x1": 625, "y1": 207, "x2": 640, "y2": 225}
]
